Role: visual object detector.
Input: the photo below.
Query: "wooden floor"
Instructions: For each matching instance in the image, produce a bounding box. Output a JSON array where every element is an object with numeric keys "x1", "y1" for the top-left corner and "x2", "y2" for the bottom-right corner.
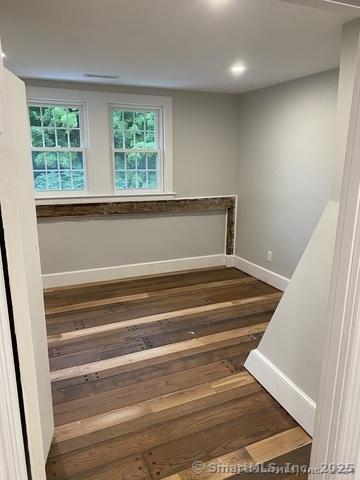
[{"x1": 45, "y1": 267, "x2": 311, "y2": 479}]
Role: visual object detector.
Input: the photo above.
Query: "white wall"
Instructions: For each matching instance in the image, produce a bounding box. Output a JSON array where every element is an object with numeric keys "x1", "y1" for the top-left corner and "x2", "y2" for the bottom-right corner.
[
  {"x1": 1, "y1": 69, "x2": 53, "y2": 478},
  {"x1": 246, "y1": 201, "x2": 339, "y2": 401},
  {"x1": 236, "y1": 69, "x2": 339, "y2": 279},
  {"x1": 26, "y1": 81, "x2": 239, "y2": 277}
]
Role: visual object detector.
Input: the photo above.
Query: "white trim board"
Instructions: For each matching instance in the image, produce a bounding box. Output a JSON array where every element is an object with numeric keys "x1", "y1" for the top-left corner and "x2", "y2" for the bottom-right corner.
[
  {"x1": 0, "y1": 251, "x2": 28, "y2": 480},
  {"x1": 42, "y1": 254, "x2": 226, "y2": 288},
  {"x1": 226, "y1": 255, "x2": 290, "y2": 291},
  {"x1": 245, "y1": 349, "x2": 316, "y2": 436}
]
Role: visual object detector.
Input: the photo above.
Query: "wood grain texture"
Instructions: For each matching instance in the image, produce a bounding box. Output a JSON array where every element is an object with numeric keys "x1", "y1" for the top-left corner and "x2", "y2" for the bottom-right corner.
[
  {"x1": 50, "y1": 323, "x2": 269, "y2": 381},
  {"x1": 161, "y1": 427, "x2": 311, "y2": 480},
  {"x1": 45, "y1": 276, "x2": 258, "y2": 315},
  {"x1": 37, "y1": 196, "x2": 236, "y2": 218},
  {"x1": 45, "y1": 267, "x2": 310, "y2": 480},
  {"x1": 47, "y1": 292, "x2": 281, "y2": 343}
]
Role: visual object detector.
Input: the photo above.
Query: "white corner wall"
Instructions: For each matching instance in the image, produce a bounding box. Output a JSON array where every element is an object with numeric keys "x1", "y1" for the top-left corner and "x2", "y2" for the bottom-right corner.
[
  {"x1": 1, "y1": 69, "x2": 53, "y2": 478},
  {"x1": 245, "y1": 201, "x2": 339, "y2": 435}
]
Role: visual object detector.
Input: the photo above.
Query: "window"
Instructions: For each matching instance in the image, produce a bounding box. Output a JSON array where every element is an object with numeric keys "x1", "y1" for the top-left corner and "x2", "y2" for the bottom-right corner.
[
  {"x1": 27, "y1": 87, "x2": 173, "y2": 202},
  {"x1": 28, "y1": 104, "x2": 86, "y2": 193},
  {"x1": 112, "y1": 108, "x2": 161, "y2": 191}
]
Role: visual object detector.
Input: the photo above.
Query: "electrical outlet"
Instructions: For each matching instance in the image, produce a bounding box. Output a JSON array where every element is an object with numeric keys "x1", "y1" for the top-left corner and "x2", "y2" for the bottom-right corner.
[{"x1": 266, "y1": 250, "x2": 272, "y2": 262}]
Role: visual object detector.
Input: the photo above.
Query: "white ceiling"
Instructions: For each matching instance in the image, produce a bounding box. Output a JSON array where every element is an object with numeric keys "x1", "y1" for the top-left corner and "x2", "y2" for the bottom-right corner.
[{"x1": 0, "y1": 0, "x2": 358, "y2": 93}]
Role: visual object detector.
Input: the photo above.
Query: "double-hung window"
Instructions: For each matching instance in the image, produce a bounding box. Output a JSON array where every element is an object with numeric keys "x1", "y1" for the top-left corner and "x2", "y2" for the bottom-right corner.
[
  {"x1": 28, "y1": 103, "x2": 86, "y2": 194},
  {"x1": 111, "y1": 107, "x2": 162, "y2": 192}
]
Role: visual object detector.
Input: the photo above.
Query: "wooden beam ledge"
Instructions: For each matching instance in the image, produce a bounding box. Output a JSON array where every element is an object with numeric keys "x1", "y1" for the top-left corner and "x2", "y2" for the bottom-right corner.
[{"x1": 36, "y1": 196, "x2": 237, "y2": 255}]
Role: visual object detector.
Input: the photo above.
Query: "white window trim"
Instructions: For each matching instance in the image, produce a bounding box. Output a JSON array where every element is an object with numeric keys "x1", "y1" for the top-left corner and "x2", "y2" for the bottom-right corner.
[
  {"x1": 109, "y1": 104, "x2": 164, "y2": 195},
  {"x1": 27, "y1": 98, "x2": 90, "y2": 198},
  {"x1": 26, "y1": 87, "x2": 174, "y2": 204}
]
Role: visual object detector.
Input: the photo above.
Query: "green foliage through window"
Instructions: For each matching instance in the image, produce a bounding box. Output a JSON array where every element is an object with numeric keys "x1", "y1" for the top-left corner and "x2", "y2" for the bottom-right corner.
[
  {"x1": 32, "y1": 151, "x2": 85, "y2": 191},
  {"x1": 112, "y1": 108, "x2": 159, "y2": 190},
  {"x1": 28, "y1": 104, "x2": 85, "y2": 192},
  {"x1": 114, "y1": 152, "x2": 158, "y2": 189}
]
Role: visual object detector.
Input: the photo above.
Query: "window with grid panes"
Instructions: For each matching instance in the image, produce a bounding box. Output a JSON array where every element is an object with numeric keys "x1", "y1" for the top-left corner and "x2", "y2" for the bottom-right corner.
[
  {"x1": 28, "y1": 104, "x2": 86, "y2": 193},
  {"x1": 112, "y1": 108, "x2": 161, "y2": 191}
]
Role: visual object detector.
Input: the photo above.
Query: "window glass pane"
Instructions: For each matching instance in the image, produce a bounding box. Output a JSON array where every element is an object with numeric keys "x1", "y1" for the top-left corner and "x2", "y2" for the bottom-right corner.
[
  {"x1": 29, "y1": 106, "x2": 41, "y2": 127},
  {"x1": 59, "y1": 152, "x2": 71, "y2": 169},
  {"x1": 147, "y1": 153, "x2": 157, "y2": 170},
  {"x1": 57, "y1": 128, "x2": 69, "y2": 147},
  {"x1": 112, "y1": 108, "x2": 160, "y2": 191},
  {"x1": 42, "y1": 107, "x2": 55, "y2": 127},
  {"x1": 31, "y1": 127, "x2": 43, "y2": 147},
  {"x1": 69, "y1": 129, "x2": 80, "y2": 147},
  {"x1": 115, "y1": 152, "x2": 125, "y2": 170},
  {"x1": 47, "y1": 171, "x2": 60, "y2": 190},
  {"x1": 126, "y1": 153, "x2": 136, "y2": 170},
  {"x1": 113, "y1": 110, "x2": 123, "y2": 130},
  {"x1": 135, "y1": 131, "x2": 145, "y2": 148},
  {"x1": 33, "y1": 171, "x2": 47, "y2": 191},
  {"x1": 146, "y1": 112, "x2": 155, "y2": 130},
  {"x1": 134, "y1": 112, "x2": 145, "y2": 129},
  {"x1": 54, "y1": 107, "x2": 69, "y2": 128},
  {"x1": 32, "y1": 151, "x2": 46, "y2": 170},
  {"x1": 115, "y1": 171, "x2": 126, "y2": 189},
  {"x1": 28, "y1": 104, "x2": 85, "y2": 193},
  {"x1": 71, "y1": 152, "x2": 83, "y2": 169},
  {"x1": 60, "y1": 171, "x2": 72, "y2": 190},
  {"x1": 148, "y1": 171, "x2": 158, "y2": 189},
  {"x1": 126, "y1": 171, "x2": 137, "y2": 188},
  {"x1": 146, "y1": 130, "x2": 155, "y2": 148},
  {"x1": 137, "y1": 171, "x2": 147, "y2": 188},
  {"x1": 124, "y1": 131, "x2": 134, "y2": 149},
  {"x1": 114, "y1": 131, "x2": 123, "y2": 149},
  {"x1": 137, "y1": 153, "x2": 146, "y2": 169},
  {"x1": 67, "y1": 108, "x2": 79, "y2": 128},
  {"x1": 73, "y1": 171, "x2": 85, "y2": 190},
  {"x1": 44, "y1": 128, "x2": 56, "y2": 147},
  {"x1": 46, "y1": 152, "x2": 58, "y2": 169},
  {"x1": 124, "y1": 111, "x2": 134, "y2": 129}
]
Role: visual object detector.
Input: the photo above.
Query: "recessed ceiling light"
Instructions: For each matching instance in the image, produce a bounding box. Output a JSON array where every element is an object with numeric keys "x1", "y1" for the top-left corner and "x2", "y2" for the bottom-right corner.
[
  {"x1": 207, "y1": 0, "x2": 232, "y2": 8},
  {"x1": 230, "y1": 63, "x2": 246, "y2": 76},
  {"x1": 1, "y1": 52, "x2": 6, "y2": 59}
]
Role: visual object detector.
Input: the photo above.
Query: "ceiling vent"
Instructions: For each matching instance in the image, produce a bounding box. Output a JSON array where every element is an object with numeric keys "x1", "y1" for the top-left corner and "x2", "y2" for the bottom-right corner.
[{"x1": 84, "y1": 73, "x2": 119, "y2": 80}]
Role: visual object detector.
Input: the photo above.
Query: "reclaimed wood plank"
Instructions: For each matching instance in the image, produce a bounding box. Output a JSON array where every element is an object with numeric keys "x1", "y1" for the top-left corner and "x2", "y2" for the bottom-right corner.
[{"x1": 50, "y1": 323, "x2": 268, "y2": 381}]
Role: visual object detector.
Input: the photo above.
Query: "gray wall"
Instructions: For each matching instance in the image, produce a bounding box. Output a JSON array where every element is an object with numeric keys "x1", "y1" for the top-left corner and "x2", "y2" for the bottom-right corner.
[
  {"x1": 39, "y1": 213, "x2": 225, "y2": 273},
  {"x1": 27, "y1": 81, "x2": 239, "y2": 274},
  {"x1": 247, "y1": 20, "x2": 360, "y2": 423},
  {"x1": 30, "y1": 70, "x2": 339, "y2": 278},
  {"x1": 236, "y1": 70, "x2": 339, "y2": 278}
]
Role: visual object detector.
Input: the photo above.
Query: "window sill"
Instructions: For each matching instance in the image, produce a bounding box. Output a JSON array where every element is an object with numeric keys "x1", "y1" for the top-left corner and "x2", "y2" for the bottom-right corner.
[{"x1": 35, "y1": 192, "x2": 177, "y2": 206}]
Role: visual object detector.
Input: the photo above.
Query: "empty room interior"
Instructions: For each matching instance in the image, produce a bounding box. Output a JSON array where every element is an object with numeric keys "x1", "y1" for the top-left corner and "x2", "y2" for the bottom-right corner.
[{"x1": 1, "y1": 0, "x2": 360, "y2": 479}]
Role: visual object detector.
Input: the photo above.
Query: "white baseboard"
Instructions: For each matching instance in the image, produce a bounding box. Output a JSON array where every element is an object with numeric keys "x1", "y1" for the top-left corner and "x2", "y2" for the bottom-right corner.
[
  {"x1": 42, "y1": 254, "x2": 226, "y2": 288},
  {"x1": 42, "y1": 253, "x2": 290, "y2": 289},
  {"x1": 245, "y1": 349, "x2": 316, "y2": 436},
  {"x1": 227, "y1": 255, "x2": 289, "y2": 291}
]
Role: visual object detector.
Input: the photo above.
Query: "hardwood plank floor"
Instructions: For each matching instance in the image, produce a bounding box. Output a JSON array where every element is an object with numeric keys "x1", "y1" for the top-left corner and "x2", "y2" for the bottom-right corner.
[{"x1": 45, "y1": 267, "x2": 311, "y2": 479}]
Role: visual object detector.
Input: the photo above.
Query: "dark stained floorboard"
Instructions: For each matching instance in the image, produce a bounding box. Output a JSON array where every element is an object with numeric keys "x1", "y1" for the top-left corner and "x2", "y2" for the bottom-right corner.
[{"x1": 45, "y1": 267, "x2": 311, "y2": 479}]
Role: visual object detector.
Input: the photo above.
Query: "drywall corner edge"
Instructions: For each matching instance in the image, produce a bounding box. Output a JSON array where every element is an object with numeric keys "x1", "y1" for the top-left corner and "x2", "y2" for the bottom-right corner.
[{"x1": 245, "y1": 349, "x2": 316, "y2": 436}]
